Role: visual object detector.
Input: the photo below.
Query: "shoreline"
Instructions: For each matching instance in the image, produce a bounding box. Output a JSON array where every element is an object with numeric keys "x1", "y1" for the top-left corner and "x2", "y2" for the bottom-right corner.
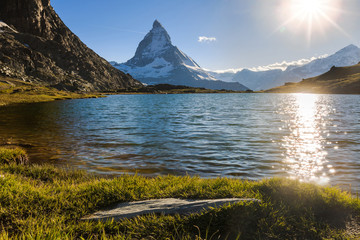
[
  {"x1": 0, "y1": 77, "x2": 255, "y2": 107},
  {"x1": 3, "y1": 75, "x2": 359, "y2": 108}
]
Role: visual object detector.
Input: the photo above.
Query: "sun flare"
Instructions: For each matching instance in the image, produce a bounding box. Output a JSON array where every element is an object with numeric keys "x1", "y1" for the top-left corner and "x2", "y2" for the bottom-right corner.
[
  {"x1": 291, "y1": 0, "x2": 326, "y2": 18},
  {"x1": 279, "y1": 0, "x2": 344, "y2": 43}
]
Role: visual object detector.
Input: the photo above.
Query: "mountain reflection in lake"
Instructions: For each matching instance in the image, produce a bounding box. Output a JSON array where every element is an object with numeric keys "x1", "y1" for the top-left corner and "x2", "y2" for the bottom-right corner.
[{"x1": 0, "y1": 93, "x2": 359, "y2": 191}]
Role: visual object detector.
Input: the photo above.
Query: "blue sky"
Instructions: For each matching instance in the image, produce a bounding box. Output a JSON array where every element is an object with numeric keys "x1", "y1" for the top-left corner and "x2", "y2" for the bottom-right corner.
[{"x1": 52, "y1": 0, "x2": 360, "y2": 70}]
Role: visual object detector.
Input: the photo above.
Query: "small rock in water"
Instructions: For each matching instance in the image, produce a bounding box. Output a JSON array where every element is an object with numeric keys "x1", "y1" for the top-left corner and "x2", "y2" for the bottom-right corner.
[{"x1": 82, "y1": 198, "x2": 260, "y2": 221}]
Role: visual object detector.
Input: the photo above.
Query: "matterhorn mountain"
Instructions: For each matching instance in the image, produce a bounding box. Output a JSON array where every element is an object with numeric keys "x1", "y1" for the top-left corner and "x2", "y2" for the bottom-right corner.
[
  {"x1": 111, "y1": 20, "x2": 249, "y2": 91},
  {"x1": 210, "y1": 44, "x2": 360, "y2": 91}
]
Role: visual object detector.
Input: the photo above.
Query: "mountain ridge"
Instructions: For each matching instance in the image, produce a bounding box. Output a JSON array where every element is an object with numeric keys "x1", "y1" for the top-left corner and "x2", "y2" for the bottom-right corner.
[{"x1": 209, "y1": 44, "x2": 360, "y2": 91}]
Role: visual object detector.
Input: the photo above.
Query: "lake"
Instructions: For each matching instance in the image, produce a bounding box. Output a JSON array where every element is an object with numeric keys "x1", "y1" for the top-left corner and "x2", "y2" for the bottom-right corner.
[{"x1": 1, "y1": 93, "x2": 359, "y2": 191}]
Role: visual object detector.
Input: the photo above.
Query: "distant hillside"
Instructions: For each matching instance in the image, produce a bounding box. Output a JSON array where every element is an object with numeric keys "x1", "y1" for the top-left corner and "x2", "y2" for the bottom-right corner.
[
  {"x1": 0, "y1": 0, "x2": 141, "y2": 91},
  {"x1": 266, "y1": 63, "x2": 360, "y2": 94}
]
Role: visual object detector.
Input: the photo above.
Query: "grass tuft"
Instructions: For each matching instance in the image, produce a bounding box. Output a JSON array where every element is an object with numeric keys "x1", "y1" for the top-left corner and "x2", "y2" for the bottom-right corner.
[{"x1": 0, "y1": 147, "x2": 28, "y2": 165}]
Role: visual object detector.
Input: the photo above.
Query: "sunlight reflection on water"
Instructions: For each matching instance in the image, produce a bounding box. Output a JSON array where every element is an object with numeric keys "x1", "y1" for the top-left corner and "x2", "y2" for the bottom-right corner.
[{"x1": 281, "y1": 94, "x2": 335, "y2": 184}]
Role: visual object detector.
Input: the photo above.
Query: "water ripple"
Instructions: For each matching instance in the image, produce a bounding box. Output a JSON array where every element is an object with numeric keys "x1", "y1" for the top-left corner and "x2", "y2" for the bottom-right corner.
[{"x1": 0, "y1": 93, "x2": 359, "y2": 191}]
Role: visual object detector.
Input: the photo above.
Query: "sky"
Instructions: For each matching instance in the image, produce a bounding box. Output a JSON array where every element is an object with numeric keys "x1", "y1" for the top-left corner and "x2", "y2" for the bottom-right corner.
[{"x1": 51, "y1": 0, "x2": 360, "y2": 71}]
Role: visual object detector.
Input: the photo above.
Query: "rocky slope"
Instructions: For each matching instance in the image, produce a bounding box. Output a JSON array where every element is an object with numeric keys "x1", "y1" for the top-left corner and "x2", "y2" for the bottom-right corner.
[
  {"x1": 0, "y1": 0, "x2": 142, "y2": 91},
  {"x1": 112, "y1": 20, "x2": 249, "y2": 91},
  {"x1": 210, "y1": 44, "x2": 360, "y2": 91},
  {"x1": 266, "y1": 63, "x2": 360, "y2": 94}
]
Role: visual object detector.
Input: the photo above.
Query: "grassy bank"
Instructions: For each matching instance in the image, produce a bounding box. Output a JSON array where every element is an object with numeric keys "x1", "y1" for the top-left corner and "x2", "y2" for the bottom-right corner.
[
  {"x1": 0, "y1": 76, "x2": 103, "y2": 106},
  {"x1": 0, "y1": 148, "x2": 359, "y2": 239}
]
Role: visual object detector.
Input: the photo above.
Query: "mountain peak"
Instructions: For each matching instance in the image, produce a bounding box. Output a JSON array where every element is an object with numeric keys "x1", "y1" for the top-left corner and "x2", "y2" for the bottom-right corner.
[
  {"x1": 336, "y1": 44, "x2": 359, "y2": 54},
  {"x1": 153, "y1": 19, "x2": 163, "y2": 29},
  {"x1": 345, "y1": 44, "x2": 358, "y2": 49},
  {"x1": 127, "y1": 20, "x2": 173, "y2": 66}
]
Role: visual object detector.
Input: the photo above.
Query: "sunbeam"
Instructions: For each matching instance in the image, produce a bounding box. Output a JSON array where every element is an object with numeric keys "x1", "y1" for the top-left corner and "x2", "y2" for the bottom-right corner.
[{"x1": 278, "y1": 0, "x2": 348, "y2": 43}]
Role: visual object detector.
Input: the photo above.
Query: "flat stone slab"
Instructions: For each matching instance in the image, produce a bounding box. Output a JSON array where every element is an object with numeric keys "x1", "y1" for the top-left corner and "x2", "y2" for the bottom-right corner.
[{"x1": 82, "y1": 198, "x2": 260, "y2": 221}]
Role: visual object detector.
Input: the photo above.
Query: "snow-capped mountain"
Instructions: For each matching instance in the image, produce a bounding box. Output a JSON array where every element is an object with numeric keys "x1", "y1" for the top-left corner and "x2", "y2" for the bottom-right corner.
[
  {"x1": 111, "y1": 20, "x2": 249, "y2": 91},
  {"x1": 286, "y1": 44, "x2": 360, "y2": 77},
  {"x1": 209, "y1": 44, "x2": 360, "y2": 91}
]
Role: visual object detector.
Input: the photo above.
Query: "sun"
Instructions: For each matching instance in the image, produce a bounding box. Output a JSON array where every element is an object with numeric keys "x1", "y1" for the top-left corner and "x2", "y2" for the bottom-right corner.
[
  {"x1": 290, "y1": 0, "x2": 332, "y2": 21},
  {"x1": 293, "y1": 0, "x2": 325, "y2": 16},
  {"x1": 278, "y1": 0, "x2": 343, "y2": 43}
]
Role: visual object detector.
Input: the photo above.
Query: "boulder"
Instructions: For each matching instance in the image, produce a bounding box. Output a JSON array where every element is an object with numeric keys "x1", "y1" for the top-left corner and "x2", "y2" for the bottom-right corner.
[{"x1": 82, "y1": 198, "x2": 260, "y2": 221}]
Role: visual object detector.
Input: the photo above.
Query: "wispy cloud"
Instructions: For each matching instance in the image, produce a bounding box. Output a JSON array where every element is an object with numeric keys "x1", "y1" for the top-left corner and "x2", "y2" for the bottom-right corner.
[
  {"x1": 208, "y1": 55, "x2": 328, "y2": 73},
  {"x1": 249, "y1": 55, "x2": 328, "y2": 71},
  {"x1": 198, "y1": 36, "x2": 217, "y2": 43},
  {"x1": 205, "y1": 68, "x2": 242, "y2": 74}
]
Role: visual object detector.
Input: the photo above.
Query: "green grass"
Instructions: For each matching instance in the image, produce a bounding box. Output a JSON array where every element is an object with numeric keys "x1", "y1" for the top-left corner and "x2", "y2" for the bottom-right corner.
[
  {"x1": 0, "y1": 149, "x2": 359, "y2": 239},
  {"x1": 0, "y1": 147, "x2": 28, "y2": 165},
  {"x1": 0, "y1": 76, "x2": 103, "y2": 106}
]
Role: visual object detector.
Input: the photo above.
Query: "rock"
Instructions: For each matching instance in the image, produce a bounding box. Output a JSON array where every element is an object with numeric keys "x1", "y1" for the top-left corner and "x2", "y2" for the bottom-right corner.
[
  {"x1": 0, "y1": 0, "x2": 142, "y2": 91},
  {"x1": 82, "y1": 198, "x2": 260, "y2": 221}
]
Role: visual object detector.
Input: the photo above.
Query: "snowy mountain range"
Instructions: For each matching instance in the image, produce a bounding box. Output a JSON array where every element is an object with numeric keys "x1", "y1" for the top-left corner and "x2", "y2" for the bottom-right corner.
[
  {"x1": 111, "y1": 20, "x2": 249, "y2": 91},
  {"x1": 209, "y1": 44, "x2": 360, "y2": 91}
]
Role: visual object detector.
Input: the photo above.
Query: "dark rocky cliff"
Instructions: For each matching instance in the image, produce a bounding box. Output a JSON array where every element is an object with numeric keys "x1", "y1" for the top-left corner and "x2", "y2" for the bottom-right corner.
[{"x1": 0, "y1": 0, "x2": 142, "y2": 91}]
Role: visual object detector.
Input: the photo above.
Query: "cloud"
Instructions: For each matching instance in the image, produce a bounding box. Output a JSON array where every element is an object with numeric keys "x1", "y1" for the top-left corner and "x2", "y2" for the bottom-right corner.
[
  {"x1": 205, "y1": 68, "x2": 243, "y2": 74},
  {"x1": 249, "y1": 55, "x2": 329, "y2": 71},
  {"x1": 198, "y1": 36, "x2": 217, "y2": 43},
  {"x1": 208, "y1": 54, "x2": 328, "y2": 73}
]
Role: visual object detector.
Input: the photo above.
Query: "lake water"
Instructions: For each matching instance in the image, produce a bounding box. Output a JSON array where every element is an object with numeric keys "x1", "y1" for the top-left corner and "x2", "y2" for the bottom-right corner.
[{"x1": 1, "y1": 93, "x2": 359, "y2": 191}]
